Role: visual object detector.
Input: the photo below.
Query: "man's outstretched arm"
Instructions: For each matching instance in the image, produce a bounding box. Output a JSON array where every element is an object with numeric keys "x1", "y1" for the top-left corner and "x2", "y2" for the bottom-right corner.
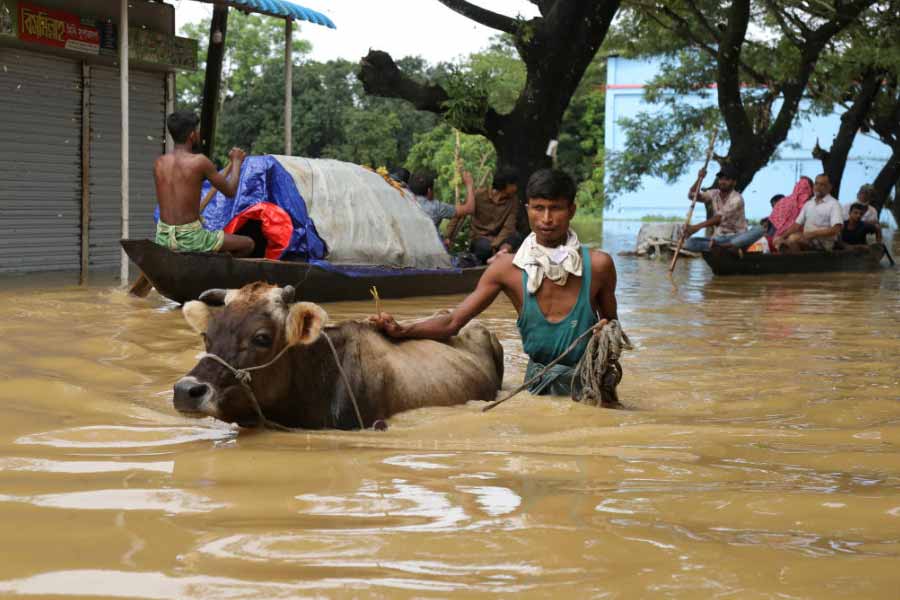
[{"x1": 372, "y1": 260, "x2": 505, "y2": 340}]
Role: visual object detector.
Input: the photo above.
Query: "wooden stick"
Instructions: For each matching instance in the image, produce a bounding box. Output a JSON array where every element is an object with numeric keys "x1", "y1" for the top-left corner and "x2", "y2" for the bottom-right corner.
[
  {"x1": 669, "y1": 130, "x2": 718, "y2": 272},
  {"x1": 370, "y1": 286, "x2": 381, "y2": 316},
  {"x1": 128, "y1": 162, "x2": 234, "y2": 298},
  {"x1": 454, "y1": 129, "x2": 462, "y2": 205}
]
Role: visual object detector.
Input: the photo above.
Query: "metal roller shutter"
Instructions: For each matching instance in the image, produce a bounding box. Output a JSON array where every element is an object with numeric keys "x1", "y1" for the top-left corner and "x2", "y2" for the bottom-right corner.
[
  {"x1": 0, "y1": 48, "x2": 82, "y2": 273},
  {"x1": 89, "y1": 66, "x2": 165, "y2": 269}
]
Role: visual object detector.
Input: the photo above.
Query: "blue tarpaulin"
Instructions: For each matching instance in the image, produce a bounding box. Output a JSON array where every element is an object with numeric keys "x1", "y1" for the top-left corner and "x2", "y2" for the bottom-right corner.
[{"x1": 155, "y1": 155, "x2": 328, "y2": 261}]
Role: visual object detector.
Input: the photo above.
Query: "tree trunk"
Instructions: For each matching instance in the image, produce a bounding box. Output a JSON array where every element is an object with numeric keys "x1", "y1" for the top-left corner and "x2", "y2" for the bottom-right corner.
[
  {"x1": 813, "y1": 70, "x2": 882, "y2": 197},
  {"x1": 199, "y1": 6, "x2": 229, "y2": 159},
  {"x1": 712, "y1": 0, "x2": 872, "y2": 192},
  {"x1": 871, "y1": 144, "x2": 900, "y2": 220},
  {"x1": 357, "y1": 1, "x2": 621, "y2": 234}
]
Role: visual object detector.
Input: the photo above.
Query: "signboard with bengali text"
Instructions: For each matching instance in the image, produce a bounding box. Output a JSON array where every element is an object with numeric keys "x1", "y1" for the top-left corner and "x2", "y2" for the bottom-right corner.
[{"x1": 17, "y1": 1, "x2": 99, "y2": 53}]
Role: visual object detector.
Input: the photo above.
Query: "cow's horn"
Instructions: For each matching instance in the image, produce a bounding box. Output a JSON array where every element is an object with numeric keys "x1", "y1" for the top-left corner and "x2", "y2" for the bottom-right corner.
[
  {"x1": 198, "y1": 288, "x2": 228, "y2": 306},
  {"x1": 281, "y1": 285, "x2": 296, "y2": 304}
]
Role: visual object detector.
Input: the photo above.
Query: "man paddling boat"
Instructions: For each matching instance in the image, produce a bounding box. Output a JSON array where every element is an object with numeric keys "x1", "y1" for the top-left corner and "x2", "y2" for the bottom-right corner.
[{"x1": 372, "y1": 169, "x2": 618, "y2": 397}]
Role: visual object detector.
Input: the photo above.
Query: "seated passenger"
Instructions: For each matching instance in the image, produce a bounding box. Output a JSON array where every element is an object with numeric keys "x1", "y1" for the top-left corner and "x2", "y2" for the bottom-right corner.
[
  {"x1": 842, "y1": 184, "x2": 879, "y2": 225},
  {"x1": 409, "y1": 170, "x2": 475, "y2": 234},
  {"x1": 681, "y1": 165, "x2": 765, "y2": 252},
  {"x1": 774, "y1": 174, "x2": 842, "y2": 252},
  {"x1": 761, "y1": 195, "x2": 783, "y2": 236},
  {"x1": 840, "y1": 202, "x2": 882, "y2": 247},
  {"x1": 446, "y1": 167, "x2": 521, "y2": 264},
  {"x1": 768, "y1": 177, "x2": 813, "y2": 243},
  {"x1": 153, "y1": 111, "x2": 254, "y2": 256},
  {"x1": 389, "y1": 167, "x2": 411, "y2": 189}
]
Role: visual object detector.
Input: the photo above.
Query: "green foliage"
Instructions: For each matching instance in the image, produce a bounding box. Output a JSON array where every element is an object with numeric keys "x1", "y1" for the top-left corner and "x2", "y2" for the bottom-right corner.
[
  {"x1": 405, "y1": 123, "x2": 496, "y2": 202},
  {"x1": 178, "y1": 12, "x2": 312, "y2": 114},
  {"x1": 437, "y1": 35, "x2": 526, "y2": 130},
  {"x1": 557, "y1": 51, "x2": 608, "y2": 212},
  {"x1": 179, "y1": 13, "x2": 437, "y2": 167},
  {"x1": 440, "y1": 68, "x2": 491, "y2": 132}
]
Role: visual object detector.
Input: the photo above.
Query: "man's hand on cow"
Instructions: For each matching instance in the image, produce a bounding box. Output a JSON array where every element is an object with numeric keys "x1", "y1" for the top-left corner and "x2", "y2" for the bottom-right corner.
[{"x1": 370, "y1": 312, "x2": 404, "y2": 338}]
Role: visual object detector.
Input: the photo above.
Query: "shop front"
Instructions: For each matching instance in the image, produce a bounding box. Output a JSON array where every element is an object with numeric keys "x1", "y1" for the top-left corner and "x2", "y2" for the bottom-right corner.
[{"x1": 0, "y1": 0, "x2": 196, "y2": 275}]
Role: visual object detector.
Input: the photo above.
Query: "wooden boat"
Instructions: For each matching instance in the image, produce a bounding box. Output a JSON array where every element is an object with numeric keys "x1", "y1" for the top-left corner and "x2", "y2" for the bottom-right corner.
[
  {"x1": 121, "y1": 239, "x2": 487, "y2": 304},
  {"x1": 702, "y1": 244, "x2": 889, "y2": 276}
]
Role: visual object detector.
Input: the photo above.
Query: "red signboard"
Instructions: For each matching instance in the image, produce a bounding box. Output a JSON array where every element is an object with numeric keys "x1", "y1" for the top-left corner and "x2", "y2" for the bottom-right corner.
[{"x1": 18, "y1": 2, "x2": 99, "y2": 54}]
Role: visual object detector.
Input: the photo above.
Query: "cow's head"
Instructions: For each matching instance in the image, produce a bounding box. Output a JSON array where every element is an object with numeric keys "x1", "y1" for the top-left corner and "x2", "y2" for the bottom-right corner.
[{"x1": 173, "y1": 282, "x2": 328, "y2": 426}]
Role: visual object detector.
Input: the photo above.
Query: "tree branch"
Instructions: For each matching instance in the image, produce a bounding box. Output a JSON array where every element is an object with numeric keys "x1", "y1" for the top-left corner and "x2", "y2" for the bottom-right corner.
[
  {"x1": 762, "y1": 0, "x2": 805, "y2": 47},
  {"x1": 435, "y1": 0, "x2": 520, "y2": 34},
  {"x1": 357, "y1": 50, "x2": 504, "y2": 138},
  {"x1": 683, "y1": 0, "x2": 722, "y2": 43},
  {"x1": 358, "y1": 50, "x2": 449, "y2": 113}
]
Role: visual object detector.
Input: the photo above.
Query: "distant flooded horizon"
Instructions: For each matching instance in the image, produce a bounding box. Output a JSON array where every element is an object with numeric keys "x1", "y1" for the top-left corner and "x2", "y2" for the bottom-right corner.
[{"x1": 0, "y1": 221, "x2": 898, "y2": 598}]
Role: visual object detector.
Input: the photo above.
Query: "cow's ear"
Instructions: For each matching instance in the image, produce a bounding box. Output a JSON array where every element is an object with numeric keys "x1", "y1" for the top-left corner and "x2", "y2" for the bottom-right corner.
[
  {"x1": 286, "y1": 302, "x2": 328, "y2": 346},
  {"x1": 183, "y1": 301, "x2": 210, "y2": 334}
]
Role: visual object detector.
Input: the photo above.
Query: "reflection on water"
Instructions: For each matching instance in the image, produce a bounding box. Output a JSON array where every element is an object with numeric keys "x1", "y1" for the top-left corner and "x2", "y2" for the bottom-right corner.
[{"x1": 0, "y1": 221, "x2": 898, "y2": 598}]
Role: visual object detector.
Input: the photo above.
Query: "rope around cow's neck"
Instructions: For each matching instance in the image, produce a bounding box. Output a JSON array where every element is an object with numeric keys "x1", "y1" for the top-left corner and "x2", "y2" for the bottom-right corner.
[{"x1": 199, "y1": 330, "x2": 366, "y2": 431}]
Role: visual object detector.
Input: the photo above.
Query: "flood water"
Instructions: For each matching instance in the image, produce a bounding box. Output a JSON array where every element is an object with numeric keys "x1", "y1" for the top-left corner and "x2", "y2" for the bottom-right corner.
[{"x1": 0, "y1": 221, "x2": 898, "y2": 599}]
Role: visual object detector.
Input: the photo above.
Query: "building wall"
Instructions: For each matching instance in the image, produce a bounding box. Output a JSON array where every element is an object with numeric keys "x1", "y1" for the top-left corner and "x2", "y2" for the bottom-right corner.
[
  {"x1": 604, "y1": 56, "x2": 895, "y2": 225},
  {"x1": 0, "y1": 0, "x2": 183, "y2": 274}
]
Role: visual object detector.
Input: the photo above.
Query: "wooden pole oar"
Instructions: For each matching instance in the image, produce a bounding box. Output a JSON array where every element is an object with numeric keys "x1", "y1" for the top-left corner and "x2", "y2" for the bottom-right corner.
[
  {"x1": 883, "y1": 243, "x2": 896, "y2": 266},
  {"x1": 128, "y1": 161, "x2": 234, "y2": 297},
  {"x1": 669, "y1": 130, "x2": 718, "y2": 273}
]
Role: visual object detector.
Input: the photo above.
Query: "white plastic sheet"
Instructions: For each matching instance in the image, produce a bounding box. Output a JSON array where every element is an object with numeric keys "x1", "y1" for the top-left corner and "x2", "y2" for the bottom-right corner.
[{"x1": 274, "y1": 156, "x2": 452, "y2": 269}]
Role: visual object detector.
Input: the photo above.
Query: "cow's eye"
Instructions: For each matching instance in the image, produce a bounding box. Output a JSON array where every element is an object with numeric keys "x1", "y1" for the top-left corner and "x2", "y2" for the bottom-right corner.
[{"x1": 252, "y1": 333, "x2": 273, "y2": 348}]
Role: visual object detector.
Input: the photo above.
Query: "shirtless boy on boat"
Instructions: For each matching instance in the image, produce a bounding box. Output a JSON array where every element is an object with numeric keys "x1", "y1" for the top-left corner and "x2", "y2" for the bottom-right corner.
[
  {"x1": 153, "y1": 110, "x2": 254, "y2": 256},
  {"x1": 372, "y1": 168, "x2": 619, "y2": 398}
]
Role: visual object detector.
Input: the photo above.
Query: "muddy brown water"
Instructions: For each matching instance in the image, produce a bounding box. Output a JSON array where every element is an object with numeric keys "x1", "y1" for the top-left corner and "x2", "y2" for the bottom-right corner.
[{"x1": 0, "y1": 222, "x2": 898, "y2": 599}]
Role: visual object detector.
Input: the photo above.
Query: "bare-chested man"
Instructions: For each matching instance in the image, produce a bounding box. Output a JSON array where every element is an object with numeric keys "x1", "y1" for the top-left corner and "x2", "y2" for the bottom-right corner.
[
  {"x1": 153, "y1": 110, "x2": 254, "y2": 256},
  {"x1": 372, "y1": 169, "x2": 618, "y2": 397}
]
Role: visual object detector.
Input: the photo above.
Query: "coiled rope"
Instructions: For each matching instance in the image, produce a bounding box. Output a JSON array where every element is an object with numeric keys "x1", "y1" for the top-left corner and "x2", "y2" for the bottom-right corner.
[{"x1": 483, "y1": 319, "x2": 631, "y2": 412}]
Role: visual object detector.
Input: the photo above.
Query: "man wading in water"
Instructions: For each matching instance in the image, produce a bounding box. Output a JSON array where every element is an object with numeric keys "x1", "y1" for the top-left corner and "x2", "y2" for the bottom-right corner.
[
  {"x1": 372, "y1": 169, "x2": 618, "y2": 396},
  {"x1": 154, "y1": 110, "x2": 255, "y2": 256}
]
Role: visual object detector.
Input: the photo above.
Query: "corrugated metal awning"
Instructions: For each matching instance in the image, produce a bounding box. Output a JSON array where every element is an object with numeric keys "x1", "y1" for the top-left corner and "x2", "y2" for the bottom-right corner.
[{"x1": 191, "y1": 0, "x2": 336, "y2": 28}]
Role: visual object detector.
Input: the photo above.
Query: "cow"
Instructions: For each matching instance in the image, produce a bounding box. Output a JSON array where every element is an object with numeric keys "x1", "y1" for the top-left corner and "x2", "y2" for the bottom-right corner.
[{"x1": 173, "y1": 282, "x2": 504, "y2": 429}]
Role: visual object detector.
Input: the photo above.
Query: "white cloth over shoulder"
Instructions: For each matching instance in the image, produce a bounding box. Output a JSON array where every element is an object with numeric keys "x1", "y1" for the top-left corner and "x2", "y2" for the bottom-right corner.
[
  {"x1": 513, "y1": 230, "x2": 583, "y2": 294},
  {"x1": 273, "y1": 156, "x2": 452, "y2": 269}
]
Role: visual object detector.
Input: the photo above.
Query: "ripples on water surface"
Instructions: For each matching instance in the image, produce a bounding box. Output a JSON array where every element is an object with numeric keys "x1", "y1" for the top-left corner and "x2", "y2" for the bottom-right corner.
[{"x1": 0, "y1": 222, "x2": 898, "y2": 599}]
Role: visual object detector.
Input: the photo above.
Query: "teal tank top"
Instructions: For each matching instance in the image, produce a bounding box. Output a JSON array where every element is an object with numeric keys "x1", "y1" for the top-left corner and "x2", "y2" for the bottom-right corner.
[{"x1": 516, "y1": 245, "x2": 598, "y2": 367}]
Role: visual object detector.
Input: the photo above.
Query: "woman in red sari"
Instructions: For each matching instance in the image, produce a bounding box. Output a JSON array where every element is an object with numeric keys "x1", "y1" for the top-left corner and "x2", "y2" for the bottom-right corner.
[{"x1": 766, "y1": 176, "x2": 813, "y2": 251}]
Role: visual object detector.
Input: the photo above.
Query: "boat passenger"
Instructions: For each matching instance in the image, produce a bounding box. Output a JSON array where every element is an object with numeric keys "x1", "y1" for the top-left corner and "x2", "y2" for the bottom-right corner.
[
  {"x1": 774, "y1": 174, "x2": 843, "y2": 252},
  {"x1": 841, "y1": 184, "x2": 879, "y2": 225},
  {"x1": 760, "y1": 194, "x2": 784, "y2": 236},
  {"x1": 372, "y1": 169, "x2": 618, "y2": 397},
  {"x1": 840, "y1": 202, "x2": 882, "y2": 247},
  {"x1": 153, "y1": 111, "x2": 254, "y2": 257},
  {"x1": 681, "y1": 165, "x2": 765, "y2": 252},
  {"x1": 767, "y1": 177, "x2": 814, "y2": 248},
  {"x1": 446, "y1": 167, "x2": 522, "y2": 264},
  {"x1": 389, "y1": 167, "x2": 411, "y2": 188},
  {"x1": 409, "y1": 170, "x2": 475, "y2": 236}
]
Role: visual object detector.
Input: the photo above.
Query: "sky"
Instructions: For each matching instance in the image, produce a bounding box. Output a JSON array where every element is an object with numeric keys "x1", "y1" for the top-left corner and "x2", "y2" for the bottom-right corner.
[{"x1": 171, "y1": 0, "x2": 539, "y2": 64}]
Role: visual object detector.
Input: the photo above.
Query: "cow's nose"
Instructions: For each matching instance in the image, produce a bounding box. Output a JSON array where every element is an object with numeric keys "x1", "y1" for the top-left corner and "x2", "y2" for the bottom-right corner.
[{"x1": 174, "y1": 377, "x2": 211, "y2": 413}]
